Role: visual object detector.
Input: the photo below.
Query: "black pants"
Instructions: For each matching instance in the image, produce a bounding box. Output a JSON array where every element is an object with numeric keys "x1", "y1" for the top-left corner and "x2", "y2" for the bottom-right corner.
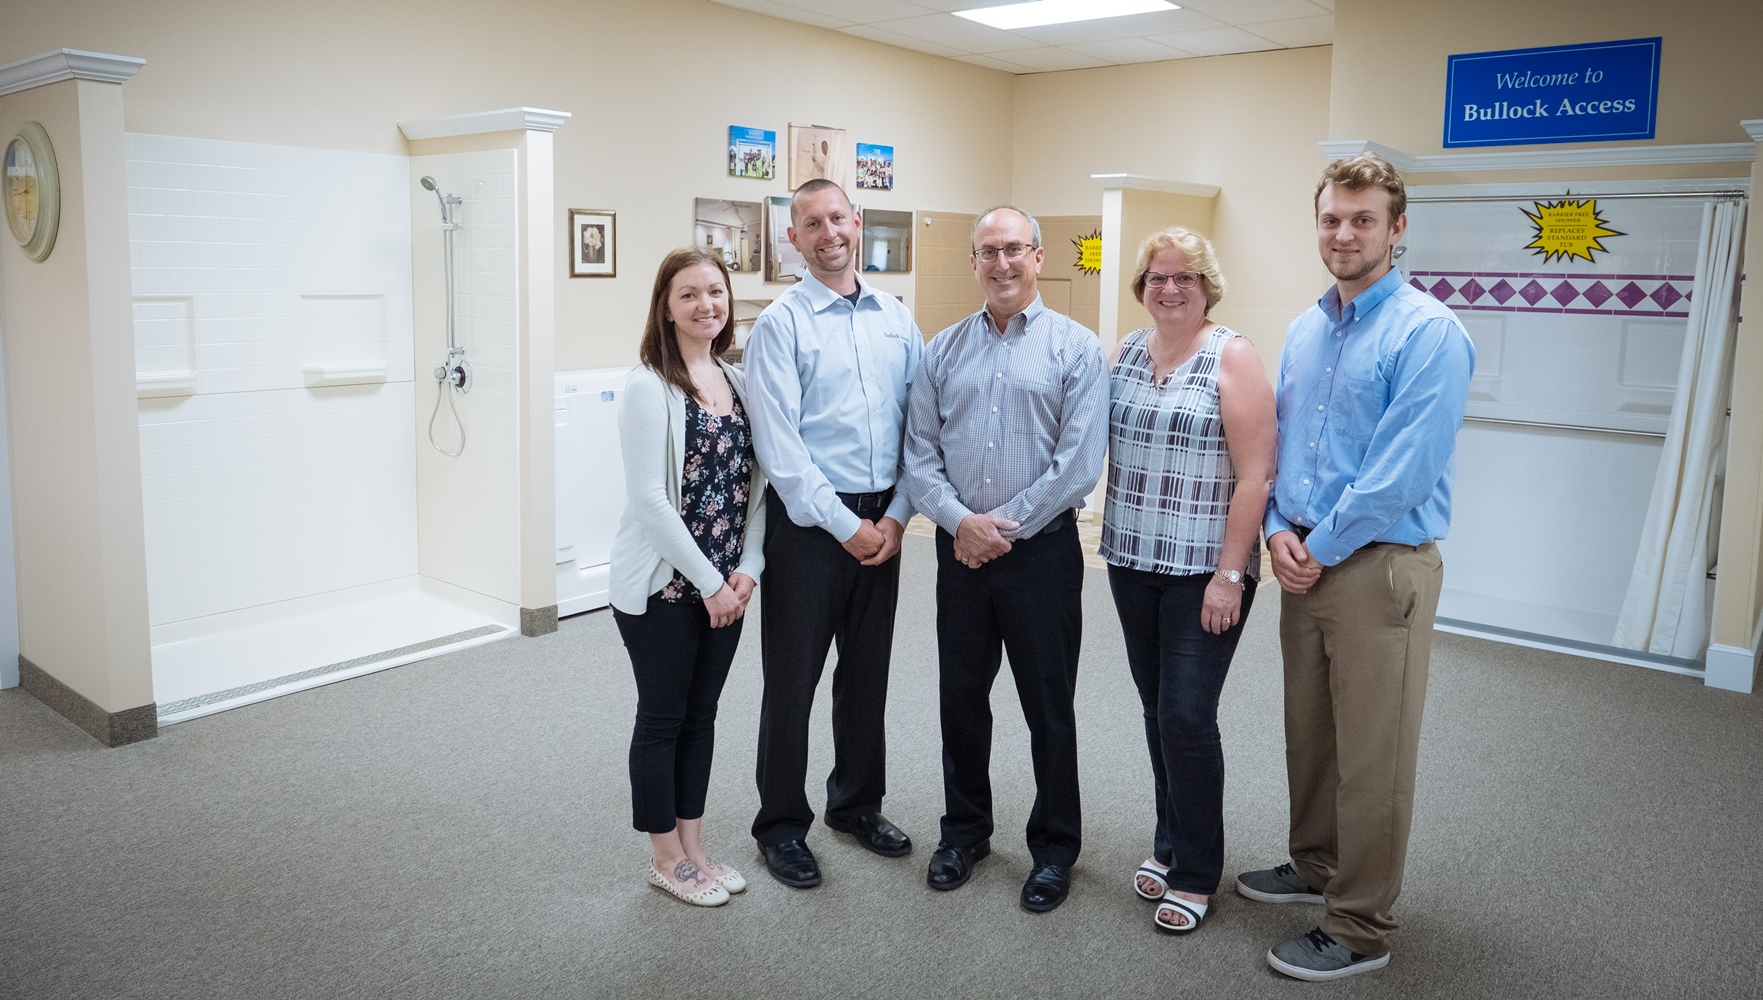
[
  {"x1": 752, "y1": 488, "x2": 901, "y2": 846},
  {"x1": 935, "y1": 518, "x2": 1084, "y2": 867},
  {"x1": 1107, "y1": 564, "x2": 1257, "y2": 895},
  {"x1": 614, "y1": 595, "x2": 743, "y2": 834}
]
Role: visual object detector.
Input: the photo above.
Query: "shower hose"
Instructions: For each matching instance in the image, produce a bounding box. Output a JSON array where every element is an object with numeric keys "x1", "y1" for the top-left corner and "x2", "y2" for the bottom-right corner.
[{"x1": 428, "y1": 375, "x2": 465, "y2": 457}]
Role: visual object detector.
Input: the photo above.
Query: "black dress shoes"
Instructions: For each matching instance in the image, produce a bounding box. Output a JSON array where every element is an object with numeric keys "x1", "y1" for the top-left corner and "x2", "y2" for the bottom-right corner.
[
  {"x1": 926, "y1": 841, "x2": 990, "y2": 891},
  {"x1": 825, "y1": 812, "x2": 913, "y2": 858},
  {"x1": 1020, "y1": 863, "x2": 1071, "y2": 913},
  {"x1": 759, "y1": 840, "x2": 822, "y2": 889}
]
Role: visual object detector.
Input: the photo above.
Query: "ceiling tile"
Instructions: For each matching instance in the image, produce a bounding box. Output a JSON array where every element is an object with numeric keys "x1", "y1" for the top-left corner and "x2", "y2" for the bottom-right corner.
[
  {"x1": 892, "y1": 0, "x2": 981, "y2": 10},
  {"x1": 1009, "y1": 8, "x2": 1225, "y2": 45},
  {"x1": 1176, "y1": 0, "x2": 1330, "y2": 25},
  {"x1": 709, "y1": 0, "x2": 857, "y2": 28},
  {"x1": 773, "y1": 0, "x2": 946, "y2": 22},
  {"x1": 1309, "y1": 0, "x2": 1334, "y2": 8},
  {"x1": 1062, "y1": 36, "x2": 1193, "y2": 64},
  {"x1": 955, "y1": 52, "x2": 1043, "y2": 73},
  {"x1": 988, "y1": 46, "x2": 1113, "y2": 71},
  {"x1": 837, "y1": 22, "x2": 971, "y2": 58},
  {"x1": 1146, "y1": 25, "x2": 1284, "y2": 56},
  {"x1": 862, "y1": 12, "x2": 1048, "y2": 54},
  {"x1": 1243, "y1": 14, "x2": 1332, "y2": 46}
]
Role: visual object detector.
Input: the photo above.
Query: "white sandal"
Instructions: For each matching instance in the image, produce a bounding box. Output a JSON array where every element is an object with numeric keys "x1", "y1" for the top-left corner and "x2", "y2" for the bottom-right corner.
[
  {"x1": 647, "y1": 860, "x2": 730, "y2": 907},
  {"x1": 1154, "y1": 891, "x2": 1209, "y2": 935},
  {"x1": 1134, "y1": 859, "x2": 1170, "y2": 901}
]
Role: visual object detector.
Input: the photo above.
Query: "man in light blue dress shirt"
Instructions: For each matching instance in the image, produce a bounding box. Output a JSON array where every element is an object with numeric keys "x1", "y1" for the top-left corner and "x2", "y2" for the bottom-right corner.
[
  {"x1": 743, "y1": 179, "x2": 923, "y2": 888},
  {"x1": 1235, "y1": 155, "x2": 1474, "y2": 982},
  {"x1": 904, "y1": 206, "x2": 1107, "y2": 914}
]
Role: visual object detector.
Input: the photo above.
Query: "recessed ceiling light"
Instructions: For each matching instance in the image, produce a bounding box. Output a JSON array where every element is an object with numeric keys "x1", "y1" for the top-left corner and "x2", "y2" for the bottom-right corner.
[{"x1": 954, "y1": 0, "x2": 1179, "y2": 31}]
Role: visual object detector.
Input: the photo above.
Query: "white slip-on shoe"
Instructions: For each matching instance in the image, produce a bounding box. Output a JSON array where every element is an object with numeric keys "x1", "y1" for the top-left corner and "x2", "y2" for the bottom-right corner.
[
  {"x1": 647, "y1": 860, "x2": 731, "y2": 907},
  {"x1": 714, "y1": 866, "x2": 747, "y2": 894}
]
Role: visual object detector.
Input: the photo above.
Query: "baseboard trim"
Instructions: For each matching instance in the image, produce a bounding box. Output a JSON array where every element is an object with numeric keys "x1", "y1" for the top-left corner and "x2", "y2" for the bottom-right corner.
[
  {"x1": 521, "y1": 605, "x2": 559, "y2": 637},
  {"x1": 1704, "y1": 643, "x2": 1759, "y2": 694},
  {"x1": 18, "y1": 655, "x2": 158, "y2": 747}
]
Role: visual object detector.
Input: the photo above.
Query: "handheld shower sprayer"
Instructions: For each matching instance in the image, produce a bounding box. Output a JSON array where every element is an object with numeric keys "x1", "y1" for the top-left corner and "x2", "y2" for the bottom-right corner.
[{"x1": 422, "y1": 175, "x2": 470, "y2": 456}]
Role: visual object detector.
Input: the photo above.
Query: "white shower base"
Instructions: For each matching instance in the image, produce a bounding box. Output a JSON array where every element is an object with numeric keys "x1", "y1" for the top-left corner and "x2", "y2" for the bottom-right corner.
[{"x1": 152, "y1": 576, "x2": 516, "y2": 724}]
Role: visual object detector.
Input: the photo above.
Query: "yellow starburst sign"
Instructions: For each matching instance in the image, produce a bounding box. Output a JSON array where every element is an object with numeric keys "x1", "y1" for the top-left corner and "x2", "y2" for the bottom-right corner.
[
  {"x1": 1073, "y1": 230, "x2": 1102, "y2": 275},
  {"x1": 1521, "y1": 199, "x2": 1624, "y2": 264}
]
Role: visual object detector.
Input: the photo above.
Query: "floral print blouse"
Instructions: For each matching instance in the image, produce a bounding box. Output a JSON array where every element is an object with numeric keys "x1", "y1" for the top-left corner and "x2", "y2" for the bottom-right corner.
[{"x1": 658, "y1": 388, "x2": 754, "y2": 603}]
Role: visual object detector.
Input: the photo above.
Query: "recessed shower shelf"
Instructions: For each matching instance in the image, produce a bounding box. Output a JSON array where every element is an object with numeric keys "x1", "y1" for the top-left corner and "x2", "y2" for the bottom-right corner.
[
  {"x1": 303, "y1": 361, "x2": 389, "y2": 387},
  {"x1": 137, "y1": 370, "x2": 197, "y2": 398}
]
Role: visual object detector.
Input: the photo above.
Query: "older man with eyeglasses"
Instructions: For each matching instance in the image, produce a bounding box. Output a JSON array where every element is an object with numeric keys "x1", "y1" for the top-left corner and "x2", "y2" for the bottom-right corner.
[{"x1": 903, "y1": 205, "x2": 1107, "y2": 913}]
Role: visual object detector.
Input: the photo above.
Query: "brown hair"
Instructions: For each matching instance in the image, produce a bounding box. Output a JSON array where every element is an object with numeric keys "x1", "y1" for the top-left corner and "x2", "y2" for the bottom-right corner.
[
  {"x1": 639, "y1": 247, "x2": 736, "y2": 400},
  {"x1": 1314, "y1": 153, "x2": 1407, "y2": 221},
  {"x1": 1131, "y1": 226, "x2": 1227, "y2": 312}
]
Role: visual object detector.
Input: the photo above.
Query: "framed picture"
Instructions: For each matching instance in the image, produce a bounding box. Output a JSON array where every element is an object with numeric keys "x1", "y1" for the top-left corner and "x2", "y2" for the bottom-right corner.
[
  {"x1": 694, "y1": 199, "x2": 764, "y2": 273},
  {"x1": 569, "y1": 209, "x2": 616, "y2": 278},
  {"x1": 856, "y1": 143, "x2": 894, "y2": 191},
  {"x1": 764, "y1": 195, "x2": 804, "y2": 283},
  {"x1": 728, "y1": 126, "x2": 775, "y2": 180},
  {"x1": 787, "y1": 124, "x2": 848, "y2": 190},
  {"x1": 861, "y1": 209, "x2": 913, "y2": 273}
]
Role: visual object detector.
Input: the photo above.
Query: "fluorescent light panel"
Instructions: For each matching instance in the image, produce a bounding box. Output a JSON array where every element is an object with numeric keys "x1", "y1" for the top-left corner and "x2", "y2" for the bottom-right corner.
[{"x1": 954, "y1": 0, "x2": 1178, "y2": 31}]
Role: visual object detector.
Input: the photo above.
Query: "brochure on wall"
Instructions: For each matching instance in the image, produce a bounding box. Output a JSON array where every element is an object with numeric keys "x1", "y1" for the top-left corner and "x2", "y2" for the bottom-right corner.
[{"x1": 729, "y1": 126, "x2": 775, "y2": 180}]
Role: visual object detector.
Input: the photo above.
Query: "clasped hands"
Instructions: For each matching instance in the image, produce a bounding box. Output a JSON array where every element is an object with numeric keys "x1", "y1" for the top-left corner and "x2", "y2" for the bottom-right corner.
[
  {"x1": 1268, "y1": 530, "x2": 1324, "y2": 594},
  {"x1": 703, "y1": 572, "x2": 756, "y2": 629},
  {"x1": 953, "y1": 512, "x2": 1020, "y2": 569},
  {"x1": 840, "y1": 516, "x2": 906, "y2": 567}
]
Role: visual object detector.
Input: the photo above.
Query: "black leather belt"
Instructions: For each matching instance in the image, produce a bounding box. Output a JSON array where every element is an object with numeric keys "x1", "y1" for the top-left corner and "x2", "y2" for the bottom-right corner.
[
  {"x1": 837, "y1": 488, "x2": 895, "y2": 515},
  {"x1": 1036, "y1": 509, "x2": 1076, "y2": 537},
  {"x1": 1292, "y1": 524, "x2": 1402, "y2": 553}
]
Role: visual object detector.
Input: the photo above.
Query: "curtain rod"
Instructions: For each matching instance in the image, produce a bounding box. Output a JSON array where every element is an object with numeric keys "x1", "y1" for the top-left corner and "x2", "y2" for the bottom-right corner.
[{"x1": 1409, "y1": 190, "x2": 1747, "y2": 204}]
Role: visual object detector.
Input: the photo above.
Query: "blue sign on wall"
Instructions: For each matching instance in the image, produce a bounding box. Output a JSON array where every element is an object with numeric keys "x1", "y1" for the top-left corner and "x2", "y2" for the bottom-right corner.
[{"x1": 1444, "y1": 37, "x2": 1661, "y2": 148}]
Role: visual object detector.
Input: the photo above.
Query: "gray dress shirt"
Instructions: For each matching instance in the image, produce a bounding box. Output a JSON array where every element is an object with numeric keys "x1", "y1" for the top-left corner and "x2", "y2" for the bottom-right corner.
[{"x1": 904, "y1": 296, "x2": 1108, "y2": 540}]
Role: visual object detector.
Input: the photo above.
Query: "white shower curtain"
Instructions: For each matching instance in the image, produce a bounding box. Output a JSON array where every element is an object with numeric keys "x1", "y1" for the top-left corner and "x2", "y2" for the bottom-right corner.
[{"x1": 1613, "y1": 199, "x2": 1748, "y2": 658}]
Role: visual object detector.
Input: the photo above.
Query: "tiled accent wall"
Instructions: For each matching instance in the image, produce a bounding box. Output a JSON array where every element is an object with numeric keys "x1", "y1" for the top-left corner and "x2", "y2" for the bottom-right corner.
[
  {"x1": 128, "y1": 134, "x2": 418, "y2": 627},
  {"x1": 411, "y1": 150, "x2": 521, "y2": 606}
]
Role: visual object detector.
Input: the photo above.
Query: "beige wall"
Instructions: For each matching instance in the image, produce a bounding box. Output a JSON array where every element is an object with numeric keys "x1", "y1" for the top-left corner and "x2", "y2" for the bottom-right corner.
[
  {"x1": 0, "y1": 78, "x2": 154, "y2": 712},
  {"x1": 1035, "y1": 215, "x2": 1102, "y2": 334},
  {"x1": 1011, "y1": 47, "x2": 1335, "y2": 364},
  {"x1": 0, "y1": 0, "x2": 1017, "y2": 372},
  {"x1": 1332, "y1": 0, "x2": 1763, "y2": 152}
]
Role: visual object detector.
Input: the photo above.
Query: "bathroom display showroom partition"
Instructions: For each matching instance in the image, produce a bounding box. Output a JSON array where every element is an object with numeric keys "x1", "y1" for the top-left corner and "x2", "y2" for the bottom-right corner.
[{"x1": 129, "y1": 120, "x2": 563, "y2": 724}]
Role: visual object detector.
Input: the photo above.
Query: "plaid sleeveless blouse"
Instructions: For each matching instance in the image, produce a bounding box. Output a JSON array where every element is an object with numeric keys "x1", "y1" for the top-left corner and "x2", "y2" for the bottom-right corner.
[{"x1": 1100, "y1": 325, "x2": 1259, "y2": 577}]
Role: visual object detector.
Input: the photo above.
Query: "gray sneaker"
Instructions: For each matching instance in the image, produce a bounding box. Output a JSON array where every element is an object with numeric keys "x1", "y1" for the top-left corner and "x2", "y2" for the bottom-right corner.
[
  {"x1": 1235, "y1": 862, "x2": 1325, "y2": 903},
  {"x1": 1267, "y1": 927, "x2": 1391, "y2": 981}
]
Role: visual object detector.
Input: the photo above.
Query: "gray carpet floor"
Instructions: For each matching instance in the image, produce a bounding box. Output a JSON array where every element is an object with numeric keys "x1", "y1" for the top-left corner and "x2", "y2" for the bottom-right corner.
[{"x1": 3, "y1": 533, "x2": 1761, "y2": 999}]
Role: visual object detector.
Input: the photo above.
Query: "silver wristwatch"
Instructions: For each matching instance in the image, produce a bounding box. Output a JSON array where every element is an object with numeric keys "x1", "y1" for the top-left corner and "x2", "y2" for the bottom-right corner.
[{"x1": 1214, "y1": 568, "x2": 1243, "y2": 587}]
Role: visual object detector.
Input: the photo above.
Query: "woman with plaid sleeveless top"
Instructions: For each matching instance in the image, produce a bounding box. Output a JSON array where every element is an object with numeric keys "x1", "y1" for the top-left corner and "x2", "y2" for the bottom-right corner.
[{"x1": 1101, "y1": 227, "x2": 1277, "y2": 936}]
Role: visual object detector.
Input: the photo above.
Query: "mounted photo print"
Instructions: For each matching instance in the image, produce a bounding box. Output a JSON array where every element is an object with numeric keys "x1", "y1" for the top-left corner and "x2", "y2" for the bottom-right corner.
[
  {"x1": 764, "y1": 195, "x2": 805, "y2": 283},
  {"x1": 695, "y1": 198, "x2": 763, "y2": 273},
  {"x1": 787, "y1": 124, "x2": 847, "y2": 190},
  {"x1": 728, "y1": 126, "x2": 775, "y2": 180},
  {"x1": 569, "y1": 209, "x2": 616, "y2": 278},
  {"x1": 856, "y1": 143, "x2": 894, "y2": 191}
]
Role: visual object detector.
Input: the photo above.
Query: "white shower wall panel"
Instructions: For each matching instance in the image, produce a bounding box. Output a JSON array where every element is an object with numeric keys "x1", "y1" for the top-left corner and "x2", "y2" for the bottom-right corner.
[
  {"x1": 127, "y1": 134, "x2": 419, "y2": 628},
  {"x1": 411, "y1": 149, "x2": 521, "y2": 607}
]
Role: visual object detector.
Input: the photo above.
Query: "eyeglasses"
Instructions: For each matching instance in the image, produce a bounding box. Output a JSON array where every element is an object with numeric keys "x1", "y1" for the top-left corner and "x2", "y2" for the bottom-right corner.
[
  {"x1": 1143, "y1": 271, "x2": 1203, "y2": 289},
  {"x1": 972, "y1": 243, "x2": 1039, "y2": 263}
]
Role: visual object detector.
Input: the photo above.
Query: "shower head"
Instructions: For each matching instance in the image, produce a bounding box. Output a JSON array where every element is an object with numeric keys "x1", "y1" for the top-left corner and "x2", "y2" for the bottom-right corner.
[{"x1": 420, "y1": 176, "x2": 438, "y2": 191}]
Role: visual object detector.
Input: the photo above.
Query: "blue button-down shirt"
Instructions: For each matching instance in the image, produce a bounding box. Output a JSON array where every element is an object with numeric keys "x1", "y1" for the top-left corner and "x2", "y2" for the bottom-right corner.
[
  {"x1": 904, "y1": 296, "x2": 1107, "y2": 539},
  {"x1": 745, "y1": 271, "x2": 921, "y2": 542},
  {"x1": 1264, "y1": 267, "x2": 1475, "y2": 566}
]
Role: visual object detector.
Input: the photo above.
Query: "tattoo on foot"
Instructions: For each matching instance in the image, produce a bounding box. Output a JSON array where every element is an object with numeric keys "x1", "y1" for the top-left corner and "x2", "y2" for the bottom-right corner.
[{"x1": 673, "y1": 859, "x2": 706, "y2": 886}]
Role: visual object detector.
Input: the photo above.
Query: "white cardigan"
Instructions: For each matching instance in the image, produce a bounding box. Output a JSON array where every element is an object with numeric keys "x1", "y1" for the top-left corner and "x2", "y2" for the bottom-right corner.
[{"x1": 609, "y1": 363, "x2": 768, "y2": 615}]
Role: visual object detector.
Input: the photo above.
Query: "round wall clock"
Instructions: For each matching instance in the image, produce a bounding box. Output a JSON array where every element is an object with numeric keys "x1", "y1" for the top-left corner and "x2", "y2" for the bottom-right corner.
[{"x1": 4, "y1": 121, "x2": 61, "y2": 262}]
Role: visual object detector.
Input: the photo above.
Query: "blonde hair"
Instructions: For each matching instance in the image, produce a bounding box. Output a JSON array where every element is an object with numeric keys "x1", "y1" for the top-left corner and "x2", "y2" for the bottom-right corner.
[
  {"x1": 1315, "y1": 153, "x2": 1406, "y2": 221},
  {"x1": 1131, "y1": 227, "x2": 1226, "y2": 312}
]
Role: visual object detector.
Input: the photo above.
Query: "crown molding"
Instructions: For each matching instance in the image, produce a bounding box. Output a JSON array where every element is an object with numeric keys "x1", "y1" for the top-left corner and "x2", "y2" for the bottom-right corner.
[
  {"x1": 1091, "y1": 174, "x2": 1220, "y2": 198},
  {"x1": 1320, "y1": 138, "x2": 1757, "y2": 173},
  {"x1": 398, "y1": 107, "x2": 572, "y2": 140},
  {"x1": 1742, "y1": 120, "x2": 1763, "y2": 143},
  {"x1": 0, "y1": 48, "x2": 145, "y2": 97}
]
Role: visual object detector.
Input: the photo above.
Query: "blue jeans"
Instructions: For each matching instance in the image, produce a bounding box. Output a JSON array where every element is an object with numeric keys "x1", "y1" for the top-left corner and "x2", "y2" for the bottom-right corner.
[{"x1": 1107, "y1": 564, "x2": 1257, "y2": 895}]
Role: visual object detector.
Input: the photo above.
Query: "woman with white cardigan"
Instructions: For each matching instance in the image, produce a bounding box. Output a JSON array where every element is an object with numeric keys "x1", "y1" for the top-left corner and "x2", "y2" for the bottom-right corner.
[{"x1": 611, "y1": 247, "x2": 767, "y2": 908}]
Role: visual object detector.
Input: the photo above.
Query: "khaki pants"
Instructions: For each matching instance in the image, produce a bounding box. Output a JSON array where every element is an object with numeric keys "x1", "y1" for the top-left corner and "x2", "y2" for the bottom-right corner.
[{"x1": 1280, "y1": 541, "x2": 1443, "y2": 957}]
